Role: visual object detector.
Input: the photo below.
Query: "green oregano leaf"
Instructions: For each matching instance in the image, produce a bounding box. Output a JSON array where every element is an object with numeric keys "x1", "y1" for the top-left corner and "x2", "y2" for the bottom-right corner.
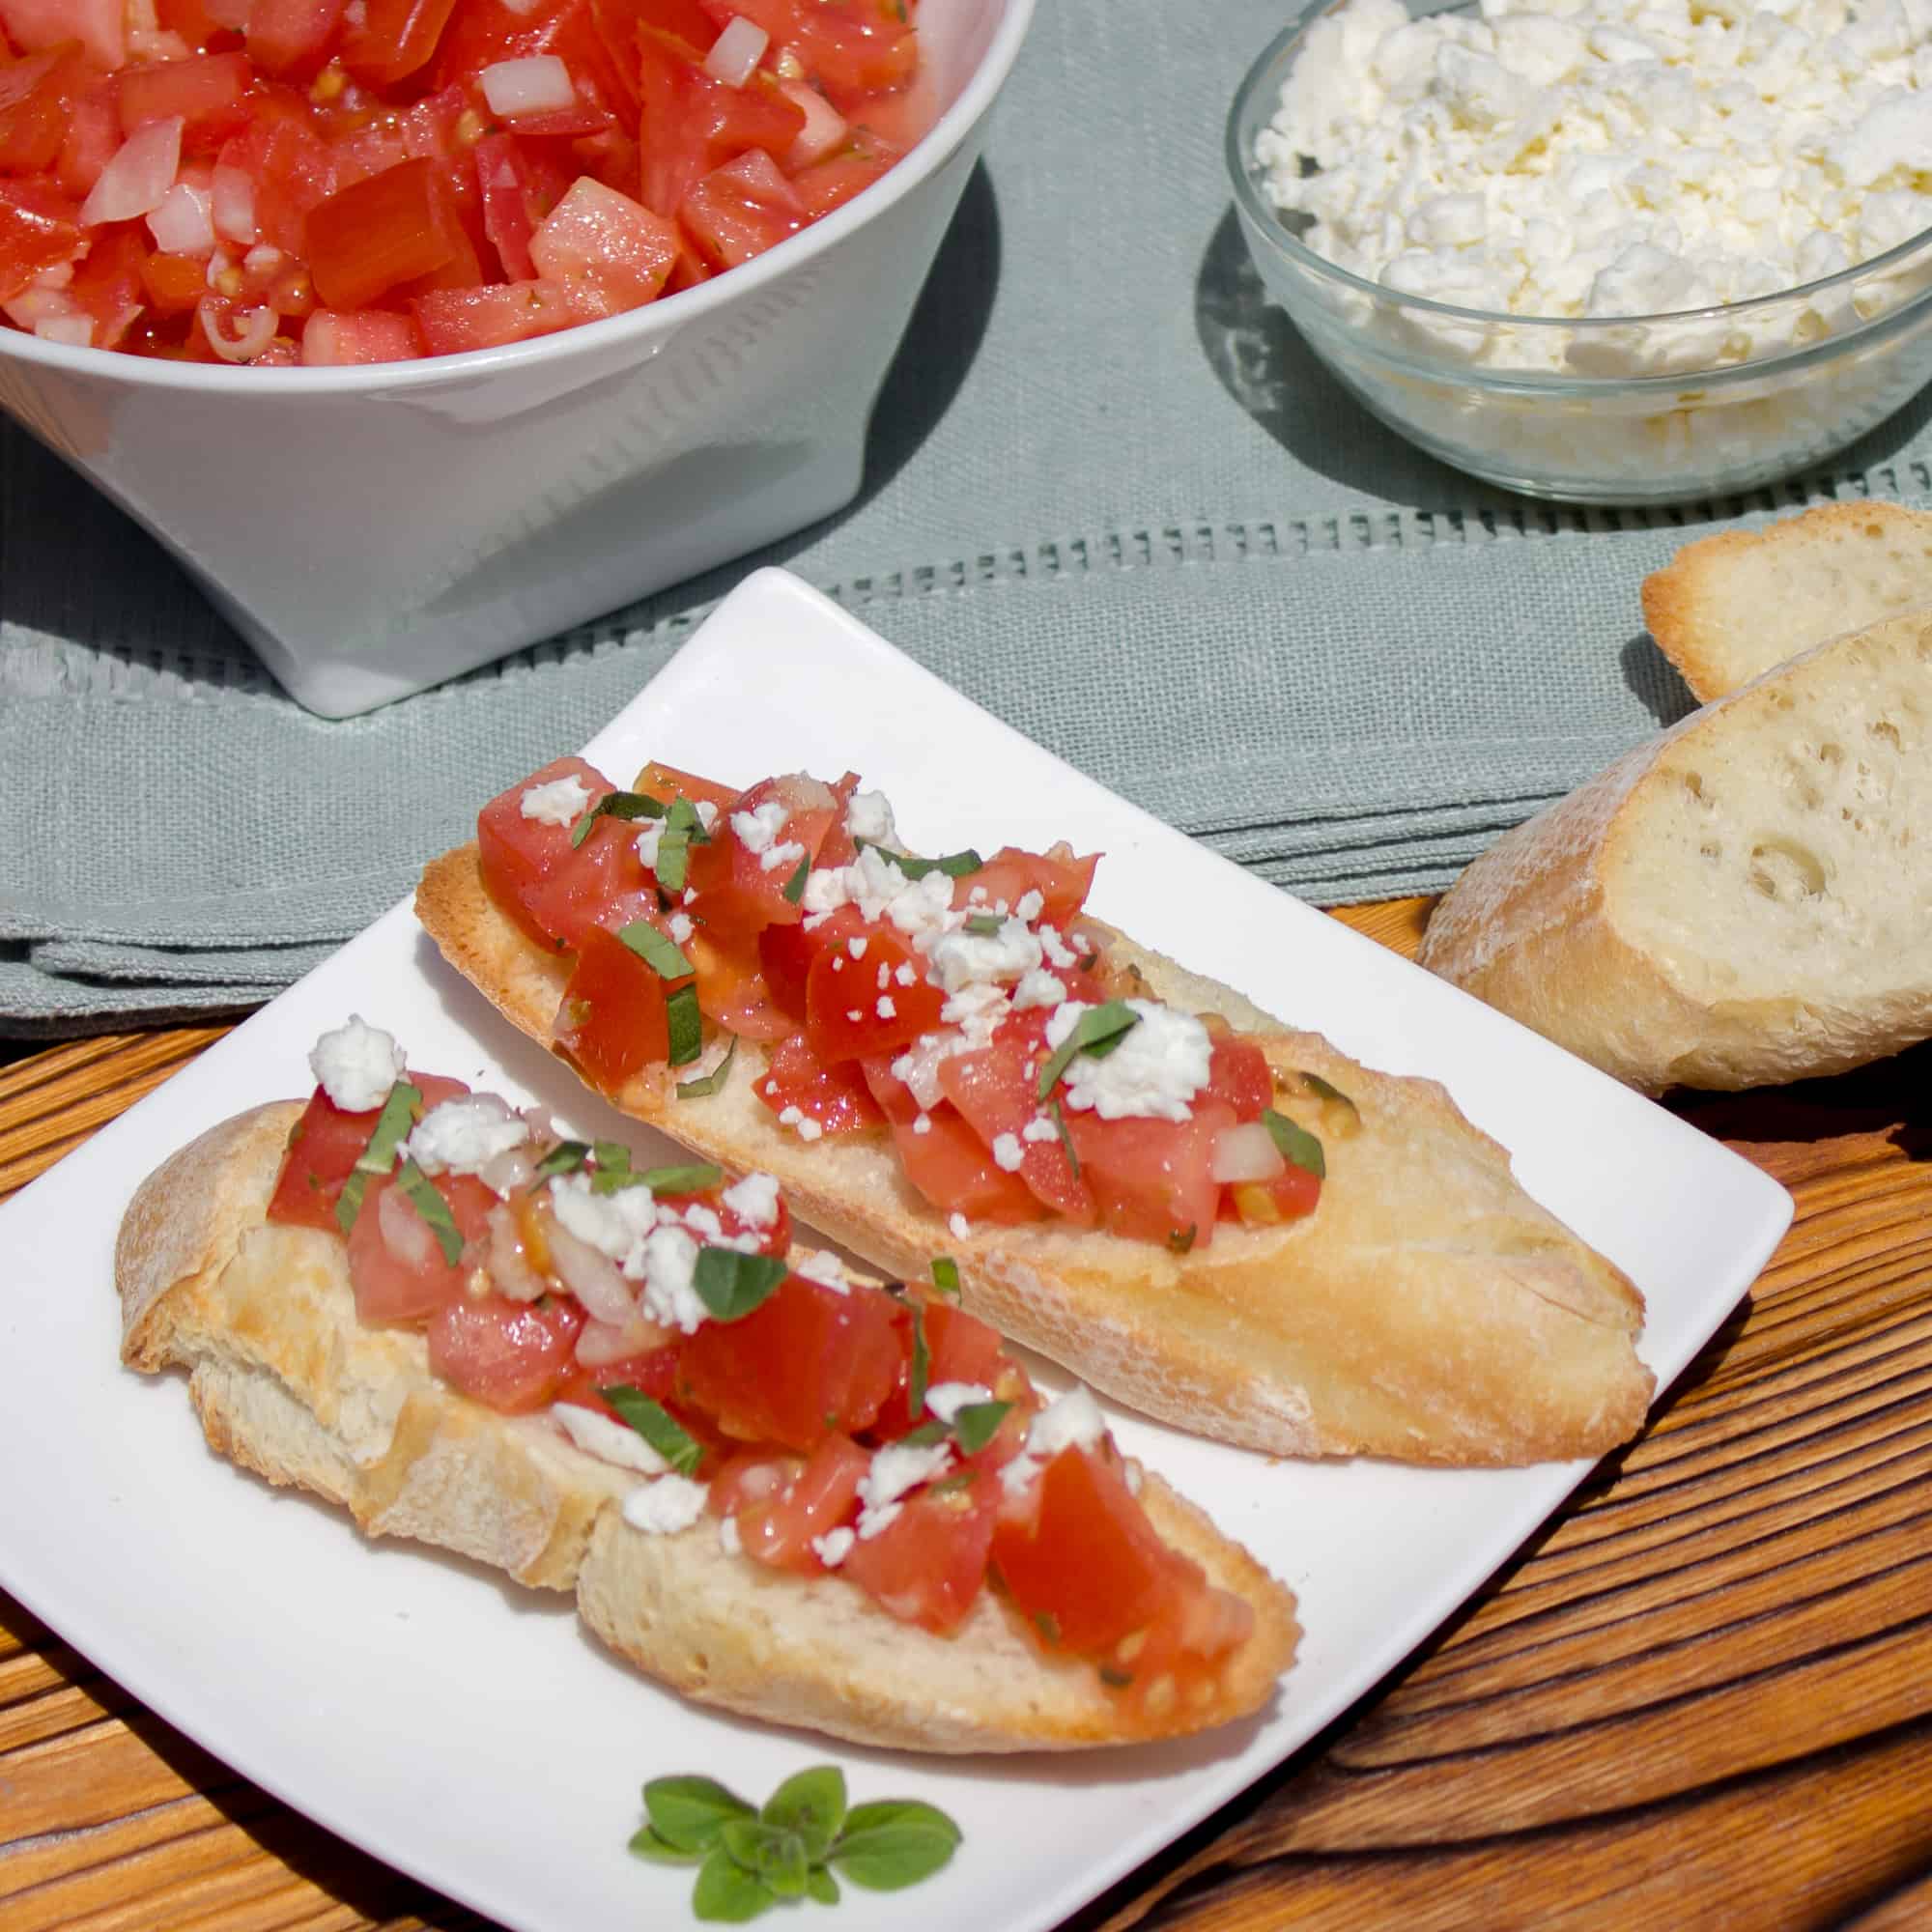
[
  {"x1": 629, "y1": 1823, "x2": 701, "y2": 1864},
  {"x1": 676, "y1": 1035, "x2": 738, "y2": 1100},
  {"x1": 599, "y1": 1386, "x2": 703, "y2": 1476},
  {"x1": 720, "y1": 1819, "x2": 810, "y2": 1900},
  {"x1": 829, "y1": 1802, "x2": 963, "y2": 1891},
  {"x1": 333, "y1": 1079, "x2": 420, "y2": 1235},
  {"x1": 805, "y1": 1867, "x2": 840, "y2": 1906},
  {"x1": 692, "y1": 1845, "x2": 775, "y2": 1921},
  {"x1": 929, "y1": 1256, "x2": 961, "y2": 1303},
  {"x1": 642, "y1": 1776, "x2": 755, "y2": 1855},
  {"x1": 393, "y1": 1156, "x2": 464, "y2": 1264},
  {"x1": 692, "y1": 1247, "x2": 787, "y2": 1321},
  {"x1": 951, "y1": 1399, "x2": 1011, "y2": 1458},
  {"x1": 1262, "y1": 1106, "x2": 1326, "y2": 1179},
  {"x1": 1036, "y1": 1000, "x2": 1140, "y2": 1102},
  {"x1": 853, "y1": 838, "x2": 981, "y2": 880},
  {"x1": 616, "y1": 918, "x2": 695, "y2": 980},
  {"x1": 761, "y1": 1765, "x2": 846, "y2": 1863},
  {"x1": 666, "y1": 982, "x2": 703, "y2": 1066},
  {"x1": 571, "y1": 788, "x2": 666, "y2": 847}
]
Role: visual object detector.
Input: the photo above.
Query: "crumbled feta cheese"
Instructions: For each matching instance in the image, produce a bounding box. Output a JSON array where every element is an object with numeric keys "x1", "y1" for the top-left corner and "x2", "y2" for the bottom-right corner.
[
  {"x1": 778, "y1": 1105, "x2": 825, "y2": 1143},
  {"x1": 621, "y1": 1474, "x2": 709, "y2": 1535},
  {"x1": 793, "y1": 1249, "x2": 851, "y2": 1293},
  {"x1": 678, "y1": 1202, "x2": 724, "y2": 1242},
  {"x1": 877, "y1": 995, "x2": 896, "y2": 1019},
  {"x1": 923, "y1": 1380, "x2": 992, "y2": 1424},
  {"x1": 912, "y1": 1113, "x2": 932, "y2": 1135},
  {"x1": 991, "y1": 1132, "x2": 1025, "y2": 1172},
  {"x1": 811, "y1": 1525, "x2": 855, "y2": 1568},
  {"x1": 1021, "y1": 1113, "x2": 1059, "y2": 1143},
  {"x1": 308, "y1": 1015, "x2": 406, "y2": 1114},
  {"x1": 924, "y1": 917, "x2": 1043, "y2": 993},
  {"x1": 895, "y1": 962, "x2": 917, "y2": 986},
  {"x1": 550, "y1": 1170, "x2": 658, "y2": 1265},
  {"x1": 520, "y1": 774, "x2": 591, "y2": 826},
  {"x1": 638, "y1": 1224, "x2": 707, "y2": 1332},
  {"x1": 1014, "y1": 889, "x2": 1044, "y2": 923},
  {"x1": 635, "y1": 819, "x2": 664, "y2": 868},
  {"x1": 803, "y1": 844, "x2": 958, "y2": 941},
  {"x1": 856, "y1": 1438, "x2": 953, "y2": 1540},
  {"x1": 1037, "y1": 924, "x2": 1079, "y2": 971},
  {"x1": 949, "y1": 1211, "x2": 971, "y2": 1239},
  {"x1": 553, "y1": 1401, "x2": 668, "y2": 1475},
  {"x1": 730, "y1": 799, "x2": 790, "y2": 855},
  {"x1": 721, "y1": 1171, "x2": 781, "y2": 1228},
  {"x1": 694, "y1": 801, "x2": 719, "y2": 832},
  {"x1": 844, "y1": 789, "x2": 895, "y2": 846},
  {"x1": 1011, "y1": 968, "x2": 1065, "y2": 1010},
  {"x1": 876, "y1": 962, "x2": 890, "y2": 989},
  {"x1": 668, "y1": 912, "x2": 694, "y2": 944},
  {"x1": 1000, "y1": 1386, "x2": 1110, "y2": 1498},
  {"x1": 1043, "y1": 999, "x2": 1211, "y2": 1122},
  {"x1": 846, "y1": 1008, "x2": 863, "y2": 1023},
  {"x1": 404, "y1": 1093, "x2": 528, "y2": 1179},
  {"x1": 719, "y1": 1514, "x2": 743, "y2": 1556},
  {"x1": 849, "y1": 936, "x2": 868, "y2": 959},
  {"x1": 760, "y1": 838, "x2": 805, "y2": 875}
]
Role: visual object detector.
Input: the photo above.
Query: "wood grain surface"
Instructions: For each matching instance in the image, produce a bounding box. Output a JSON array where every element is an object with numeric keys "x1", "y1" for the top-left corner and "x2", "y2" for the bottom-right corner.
[{"x1": 3, "y1": 895, "x2": 1927, "y2": 1932}]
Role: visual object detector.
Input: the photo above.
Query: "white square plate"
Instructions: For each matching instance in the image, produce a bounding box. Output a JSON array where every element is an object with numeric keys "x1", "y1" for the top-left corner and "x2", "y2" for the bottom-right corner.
[{"x1": 0, "y1": 567, "x2": 1793, "y2": 1931}]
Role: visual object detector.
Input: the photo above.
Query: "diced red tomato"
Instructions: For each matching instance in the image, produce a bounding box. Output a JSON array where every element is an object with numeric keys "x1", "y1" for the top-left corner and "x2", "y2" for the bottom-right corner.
[
  {"x1": 555, "y1": 1343, "x2": 683, "y2": 1419},
  {"x1": 631, "y1": 758, "x2": 738, "y2": 814},
  {"x1": 696, "y1": 0, "x2": 912, "y2": 112},
  {"x1": 117, "y1": 51, "x2": 253, "y2": 135},
  {"x1": 843, "y1": 1474, "x2": 997, "y2": 1633},
  {"x1": 412, "y1": 273, "x2": 584, "y2": 352},
  {"x1": 527, "y1": 171, "x2": 676, "y2": 308},
  {"x1": 427, "y1": 1289, "x2": 585, "y2": 1411},
  {"x1": 265, "y1": 1069, "x2": 471, "y2": 1231},
  {"x1": 473, "y1": 128, "x2": 538, "y2": 278},
  {"x1": 678, "y1": 1271, "x2": 901, "y2": 1451},
  {"x1": 860, "y1": 1056, "x2": 1043, "y2": 1224},
  {"x1": 0, "y1": 0, "x2": 124, "y2": 70},
  {"x1": 678, "y1": 144, "x2": 803, "y2": 270},
  {"x1": 341, "y1": 0, "x2": 461, "y2": 86},
  {"x1": 758, "y1": 901, "x2": 859, "y2": 1025},
  {"x1": 720, "y1": 1433, "x2": 867, "y2": 1573},
  {"x1": 554, "y1": 921, "x2": 679, "y2": 1094},
  {"x1": 634, "y1": 24, "x2": 802, "y2": 217},
  {"x1": 685, "y1": 771, "x2": 838, "y2": 936},
  {"x1": 957, "y1": 845, "x2": 1099, "y2": 934},
  {"x1": 803, "y1": 921, "x2": 943, "y2": 1065},
  {"x1": 300, "y1": 304, "x2": 422, "y2": 362},
  {"x1": 346, "y1": 1168, "x2": 498, "y2": 1324},
  {"x1": 0, "y1": 43, "x2": 83, "y2": 174},
  {"x1": 246, "y1": 0, "x2": 345, "y2": 77},
  {"x1": 755, "y1": 1028, "x2": 885, "y2": 1138},
  {"x1": 870, "y1": 1293, "x2": 1016, "y2": 1440},
  {"x1": 936, "y1": 1013, "x2": 1095, "y2": 1225},
  {"x1": 1063, "y1": 1098, "x2": 1236, "y2": 1250},
  {"x1": 0, "y1": 174, "x2": 77, "y2": 298},
  {"x1": 1206, "y1": 1034, "x2": 1272, "y2": 1122},
  {"x1": 1230, "y1": 1163, "x2": 1321, "y2": 1227},
  {"x1": 141, "y1": 248, "x2": 209, "y2": 311},
  {"x1": 306, "y1": 155, "x2": 461, "y2": 307}
]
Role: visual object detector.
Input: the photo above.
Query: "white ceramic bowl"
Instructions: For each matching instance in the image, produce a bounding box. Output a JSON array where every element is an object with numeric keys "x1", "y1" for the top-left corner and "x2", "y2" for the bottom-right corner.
[{"x1": 0, "y1": 0, "x2": 1033, "y2": 717}]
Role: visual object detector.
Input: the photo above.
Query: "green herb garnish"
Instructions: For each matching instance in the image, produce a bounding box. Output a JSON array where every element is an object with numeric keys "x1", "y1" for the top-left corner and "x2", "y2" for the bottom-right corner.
[
  {"x1": 667, "y1": 982, "x2": 703, "y2": 1066},
  {"x1": 1048, "y1": 1096, "x2": 1081, "y2": 1178},
  {"x1": 925, "y1": 1468, "x2": 979, "y2": 1497},
  {"x1": 571, "y1": 788, "x2": 666, "y2": 847},
  {"x1": 393, "y1": 1155, "x2": 464, "y2": 1264},
  {"x1": 853, "y1": 838, "x2": 982, "y2": 881},
  {"x1": 907, "y1": 1302, "x2": 930, "y2": 1420},
  {"x1": 333, "y1": 1079, "x2": 420, "y2": 1235},
  {"x1": 616, "y1": 918, "x2": 695, "y2": 980},
  {"x1": 951, "y1": 1399, "x2": 1010, "y2": 1457},
  {"x1": 929, "y1": 1256, "x2": 960, "y2": 1303},
  {"x1": 962, "y1": 912, "x2": 1003, "y2": 936},
  {"x1": 631, "y1": 1769, "x2": 961, "y2": 1918},
  {"x1": 531, "y1": 1138, "x2": 590, "y2": 1182},
  {"x1": 1263, "y1": 1106, "x2": 1326, "y2": 1179},
  {"x1": 1036, "y1": 1000, "x2": 1139, "y2": 1102},
  {"x1": 600, "y1": 1385, "x2": 703, "y2": 1476},
  {"x1": 1298, "y1": 1069, "x2": 1354, "y2": 1110},
  {"x1": 676, "y1": 1036, "x2": 738, "y2": 1100},
  {"x1": 692, "y1": 1247, "x2": 788, "y2": 1321},
  {"x1": 640, "y1": 1161, "x2": 725, "y2": 1195},
  {"x1": 781, "y1": 854, "x2": 810, "y2": 905},
  {"x1": 651, "y1": 796, "x2": 712, "y2": 895},
  {"x1": 898, "y1": 1418, "x2": 950, "y2": 1447}
]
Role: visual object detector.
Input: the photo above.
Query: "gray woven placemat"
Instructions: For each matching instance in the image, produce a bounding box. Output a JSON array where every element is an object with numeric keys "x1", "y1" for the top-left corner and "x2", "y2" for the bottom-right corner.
[{"x1": 6, "y1": 0, "x2": 1932, "y2": 1033}]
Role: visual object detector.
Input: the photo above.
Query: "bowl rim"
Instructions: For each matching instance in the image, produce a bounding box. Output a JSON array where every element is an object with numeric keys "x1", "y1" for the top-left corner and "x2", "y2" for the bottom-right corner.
[
  {"x1": 0, "y1": 0, "x2": 1036, "y2": 394},
  {"x1": 1224, "y1": 0, "x2": 1932, "y2": 384}
]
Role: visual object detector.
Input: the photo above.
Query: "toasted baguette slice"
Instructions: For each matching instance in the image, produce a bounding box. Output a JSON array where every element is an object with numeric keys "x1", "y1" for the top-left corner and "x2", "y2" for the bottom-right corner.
[
  {"x1": 1419, "y1": 612, "x2": 1932, "y2": 1094},
  {"x1": 417, "y1": 850, "x2": 1653, "y2": 1465},
  {"x1": 116, "y1": 1103, "x2": 1298, "y2": 1752},
  {"x1": 1642, "y1": 501, "x2": 1932, "y2": 701}
]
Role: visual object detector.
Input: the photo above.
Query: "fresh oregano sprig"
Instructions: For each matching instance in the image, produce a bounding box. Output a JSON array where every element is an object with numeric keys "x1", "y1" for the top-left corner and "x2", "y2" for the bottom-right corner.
[{"x1": 630, "y1": 1767, "x2": 961, "y2": 1920}]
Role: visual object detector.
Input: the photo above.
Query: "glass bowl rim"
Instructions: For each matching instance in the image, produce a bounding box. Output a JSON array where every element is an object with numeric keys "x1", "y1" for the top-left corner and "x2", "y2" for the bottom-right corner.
[{"x1": 1224, "y1": 0, "x2": 1932, "y2": 386}]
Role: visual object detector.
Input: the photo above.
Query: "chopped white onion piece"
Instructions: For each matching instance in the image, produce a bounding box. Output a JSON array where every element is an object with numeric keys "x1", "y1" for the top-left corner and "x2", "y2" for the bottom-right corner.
[
  {"x1": 33, "y1": 314, "x2": 96, "y2": 348},
  {"x1": 546, "y1": 1218, "x2": 637, "y2": 1325},
  {"x1": 242, "y1": 242, "x2": 285, "y2": 277},
  {"x1": 479, "y1": 54, "x2": 576, "y2": 118},
  {"x1": 211, "y1": 163, "x2": 256, "y2": 244},
  {"x1": 5, "y1": 283, "x2": 77, "y2": 328},
  {"x1": 81, "y1": 116, "x2": 185, "y2": 226},
  {"x1": 1210, "y1": 1120, "x2": 1287, "y2": 1185},
  {"x1": 780, "y1": 78, "x2": 846, "y2": 169},
  {"x1": 378, "y1": 1180, "x2": 441, "y2": 1270},
  {"x1": 483, "y1": 1203, "x2": 546, "y2": 1300},
  {"x1": 146, "y1": 179, "x2": 214, "y2": 257},
  {"x1": 575, "y1": 1310, "x2": 676, "y2": 1366},
  {"x1": 479, "y1": 1144, "x2": 536, "y2": 1197},
  {"x1": 704, "y1": 15, "x2": 768, "y2": 86},
  {"x1": 199, "y1": 298, "x2": 277, "y2": 363}
]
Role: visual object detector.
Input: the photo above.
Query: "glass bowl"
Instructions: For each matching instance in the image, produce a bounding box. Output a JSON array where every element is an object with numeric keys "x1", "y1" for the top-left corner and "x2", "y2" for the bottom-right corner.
[{"x1": 1225, "y1": 0, "x2": 1932, "y2": 505}]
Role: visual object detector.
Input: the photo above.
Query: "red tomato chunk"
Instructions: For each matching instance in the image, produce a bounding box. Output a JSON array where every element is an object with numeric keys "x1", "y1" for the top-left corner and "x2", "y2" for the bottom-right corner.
[{"x1": 0, "y1": 0, "x2": 929, "y2": 359}]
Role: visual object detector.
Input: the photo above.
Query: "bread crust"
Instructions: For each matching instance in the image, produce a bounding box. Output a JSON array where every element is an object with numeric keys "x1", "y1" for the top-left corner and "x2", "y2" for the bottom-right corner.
[
  {"x1": 416, "y1": 847, "x2": 1653, "y2": 1465},
  {"x1": 1419, "y1": 614, "x2": 1932, "y2": 1094},
  {"x1": 114, "y1": 1102, "x2": 1299, "y2": 1752}
]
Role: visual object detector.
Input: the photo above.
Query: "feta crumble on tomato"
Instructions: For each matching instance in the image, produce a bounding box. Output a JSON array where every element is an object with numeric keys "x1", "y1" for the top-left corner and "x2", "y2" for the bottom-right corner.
[{"x1": 308, "y1": 1015, "x2": 406, "y2": 1114}]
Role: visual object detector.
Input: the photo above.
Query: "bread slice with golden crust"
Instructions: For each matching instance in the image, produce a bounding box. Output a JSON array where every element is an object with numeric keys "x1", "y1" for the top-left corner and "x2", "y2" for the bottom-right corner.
[
  {"x1": 416, "y1": 848, "x2": 1653, "y2": 1466},
  {"x1": 116, "y1": 1102, "x2": 1298, "y2": 1752},
  {"x1": 1641, "y1": 501, "x2": 1932, "y2": 702}
]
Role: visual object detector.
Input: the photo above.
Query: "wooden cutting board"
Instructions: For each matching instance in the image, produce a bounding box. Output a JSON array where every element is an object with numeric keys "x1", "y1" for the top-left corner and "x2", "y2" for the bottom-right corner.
[{"x1": 4, "y1": 899, "x2": 1929, "y2": 1932}]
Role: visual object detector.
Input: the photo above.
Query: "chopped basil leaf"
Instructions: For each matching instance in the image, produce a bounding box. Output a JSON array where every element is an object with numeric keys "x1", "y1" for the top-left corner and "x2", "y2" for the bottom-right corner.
[
  {"x1": 394, "y1": 1156, "x2": 465, "y2": 1264},
  {"x1": 907, "y1": 1302, "x2": 930, "y2": 1420},
  {"x1": 600, "y1": 1385, "x2": 703, "y2": 1476},
  {"x1": 667, "y1": 983, "x2": 703, "y2": 1065},
  {"x1": 593, "y1": 1138, "x2": 634, "y2": 1173},
  {"x1": 962, "y1": 912, "x2": 1003, "y2": 936},
  {"x1": 616, "y1": 918, "x2": 695, "y2": 980},
  {"x1": 676, "y1": 1036, "x2": 738, "y2": 1099},
  {"x1": 898, "y1": 1418, "x2": 949, "y2": 1447},
  {"x1": 588, "y1": 1142, "x2": 651, "y2": 1194},
  {"x1": 781, "y1": 854, "x2": 810, "y2": 905},
  {"x1": 531, "y1": 1139, "x2": 590, "y2": 1181},
  {"x1": 951, "y1": 1399, "x2": 1010, "y2": 1457},
  {"x1": 570, "y1": 788, "x2": 666, "y2": 848},
  {"x1": 639, "y1": 1161, "x2": 724, "y2": 1195},
  {"x1": 929, "y1": 1256, "x2": 961, "y2": 1303},
  {"x1": 651, "y1": 797, "x2": 713, "y2": 896},
  {"x1": 333, "y1": 1080, "x2": 420, "y2": 1236},
  {"x1": 1167, "y1": 1223, "x2": 1197, "y2": 1255},
  {"x1": 1036, "y1": 1000, "x2": 1140, "y2": 1102},
  {"x1": 692, "y1": 1247, "x2": 787, "y2": 1321},
  {"x1": 853, "y1": 838, "x2": 982, "y2": 881},
  {"x1": 1263, "y1": 1106, "x2": 1326, "y2": 1179},
  {"x1": 1048, "y1": 1096, "x2": 1081, "y2": 1178}
]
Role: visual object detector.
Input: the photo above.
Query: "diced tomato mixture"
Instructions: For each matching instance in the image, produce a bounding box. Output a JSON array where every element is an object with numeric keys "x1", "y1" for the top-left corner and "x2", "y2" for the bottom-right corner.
[
  {"x1": 474, "y1": 755, "x2": 1334, "y2": 1250},
  {"x1": 263, "y1": 1043, "x2": 1257, "y2": 1708},
  {"x1": 0, "y1": 0, "x2": 928, "y2": 360}
]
